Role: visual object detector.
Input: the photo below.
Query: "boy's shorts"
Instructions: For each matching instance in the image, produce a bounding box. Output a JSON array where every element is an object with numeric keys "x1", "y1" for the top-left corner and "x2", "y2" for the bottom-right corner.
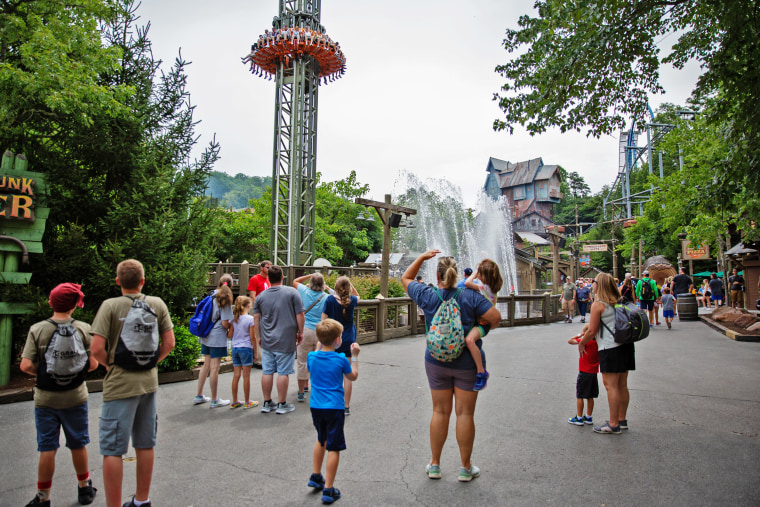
[
  {"x1": 663, "y1": 309, "x2": 675, "y2": 318},
  {"x1": 35, "y1": 402, "x2": 90, "y2": 452},
  {"x1": 201, "y1": 344, "x2": 227, "y2": 359},
  {"x1": 311, "y1": 408, "x2": 346, "y2": 451},
  {"x1": 232, "y1": 346, "x2": 254, "y2": 367},
  {"x1": 575, "y1": 372, "x2": 599, "y2": 399},
  {"x1": 261, "y1": 349, "x2": 295, "y2": 375},
  {"x1": 99, "y1": 392, "x2": 157, "y2": 456}
]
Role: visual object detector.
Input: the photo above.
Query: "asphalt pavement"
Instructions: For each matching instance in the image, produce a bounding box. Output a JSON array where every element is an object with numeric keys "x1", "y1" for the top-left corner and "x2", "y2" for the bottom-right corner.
[{"x1": 1, "y1": 315, "x2": 759, "y2": 506}]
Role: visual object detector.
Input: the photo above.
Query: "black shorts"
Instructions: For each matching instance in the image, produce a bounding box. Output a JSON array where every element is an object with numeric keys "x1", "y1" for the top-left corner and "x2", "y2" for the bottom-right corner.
[
  {"x1": 476, "y1": 323, "x2": 491, "y2": 338},
  {"x1": 639, "y1": 299, "x2": 655, "y2": 311},
  {"x1": 576, "y1": 371, "x2": 599, "y2": 399},
  {"x1": 311, "y1": 408, "x2": 346, "y2": 452},
  {"x1": 599, "y1": 343, "x2": 636, "y2": 373}
]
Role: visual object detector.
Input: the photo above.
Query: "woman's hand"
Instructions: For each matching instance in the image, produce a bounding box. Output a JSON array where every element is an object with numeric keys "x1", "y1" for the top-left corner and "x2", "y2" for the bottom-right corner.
[{"x1": 402, "y1": 250, "x2": 441, "y2": 291}]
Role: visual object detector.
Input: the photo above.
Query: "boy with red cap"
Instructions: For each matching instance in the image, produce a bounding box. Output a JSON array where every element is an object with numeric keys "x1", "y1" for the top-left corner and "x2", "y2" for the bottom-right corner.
[{"x1": 20, "y1": 283, "x2": 99, "y2": 506}]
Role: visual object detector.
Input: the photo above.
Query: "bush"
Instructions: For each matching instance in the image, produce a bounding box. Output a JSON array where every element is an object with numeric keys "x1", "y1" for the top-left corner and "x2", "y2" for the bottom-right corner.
[
  {"x1": 323, "y1": 274, "x2": 405, "y2": 299},
  {"x1": 158, "y1": 324, "x2": 201, "y2": 373}
]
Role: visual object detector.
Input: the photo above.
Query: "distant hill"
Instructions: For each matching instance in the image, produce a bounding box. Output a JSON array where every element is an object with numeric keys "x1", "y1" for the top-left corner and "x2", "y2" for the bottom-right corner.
[{"x1": 205, "y1": 171, "x2": 272, "y2": 209}]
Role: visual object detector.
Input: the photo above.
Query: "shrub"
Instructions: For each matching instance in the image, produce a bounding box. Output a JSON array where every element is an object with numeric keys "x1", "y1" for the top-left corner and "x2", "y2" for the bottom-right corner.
[
  {"x1": 323, "y1": 274, "x2": 405, "y2": 299},
  {"x1": 158, "y1": 324, "x2": 201, "y2": 373}
]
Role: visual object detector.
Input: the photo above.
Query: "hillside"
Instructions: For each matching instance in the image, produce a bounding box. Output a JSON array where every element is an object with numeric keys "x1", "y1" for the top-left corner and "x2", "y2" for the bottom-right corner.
[{"x1": 205, "y1": 171, "x2": 272, "y2": 209}]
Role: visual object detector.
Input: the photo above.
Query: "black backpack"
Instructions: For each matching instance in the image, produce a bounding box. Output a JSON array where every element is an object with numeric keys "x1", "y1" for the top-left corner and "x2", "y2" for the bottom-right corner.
[
  {"x1": 113, "y1": 295, "x2": 160, "y2": 370},
  {"x1": 641, "y1": 279, "x2": 655, "y2": 300},
  {"x1": 36, "y1": 320, "x2": 89, "y2": 391},
  {"x1": 600, "y1": 302, "x2": 650, "y2": 345}
]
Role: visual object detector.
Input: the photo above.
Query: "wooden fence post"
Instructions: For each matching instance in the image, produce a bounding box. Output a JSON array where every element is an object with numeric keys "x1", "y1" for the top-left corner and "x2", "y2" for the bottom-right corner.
[
  {"x1": 543, "y1": 293, "x2": 551, "y2": 323},
  {"x1": 239, "y1": 261, "x2": 249, "y2": 298},
  {"x1": 410, "y1": 301, "x2": 418, "y2": 335},
  {"x1": 508, "y1": 295, "x2": 516, "y2": 327},
  {"x1": 376, "y1": 299, "x2": 385, "y2": 342}
]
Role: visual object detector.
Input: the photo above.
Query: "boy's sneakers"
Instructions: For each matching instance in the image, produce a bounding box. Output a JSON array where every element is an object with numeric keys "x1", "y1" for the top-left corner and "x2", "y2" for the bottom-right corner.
[
  {"x1": 344, "y1": 406, "x2": 351, "y2": 416},
  {"x1": 580, "y1": 317, "x2": 586, "y2": 323},
  {"x1": 210, "y1": 398, "x2": 230, "y2": 408},
  {"x1": 308, "y1": 473, "x2": 325, "y2": 490},
  {"x1": 473, "y1": 371, "x2": 489, "y2": 391},
  {"x1": 25, "y1": 494, "x2": 50, "y2": 507},
  {"x1": 425, "y1": 463, "x2": 441, "y2": 479},
  {"x1": 568, "y1": 415, "x2": 584, "y2": 426},
  {"x1": 321, "y1": 487, "x2": 341, "y2": 504},
  {"x1": 297, "y1": 392, "x2": 306, "y2": 402},
  {"x1": 583, "y1": 415, "x2": 593, "y2": 425},
  {"x1": 276, "y1": 402, "x2": 295, "y2": 414},
  {"x1": 78, "y1": 479, "x2": 97, "y2": 505},
  {"x1": 122, "y1": 498, "x2": 151, "y2": 507},
  {"x1": 244, "y1": 401, "x2": 259, "y2": 409},
  {"x1": 261, "y1": 400, "x2": 276, "y2": 413},
  {"x1": 458, "y1": 464, "x2": 480, "y2": 482},
  {"x1": 193, "y1": 395, "x2": 210, "y2": 405},
  {"x1": 593, "y1": 423, "x2": 621, "y2": 434},
  {"x1": 667, "y1": 321, "x2": 672, "y2": 329}
]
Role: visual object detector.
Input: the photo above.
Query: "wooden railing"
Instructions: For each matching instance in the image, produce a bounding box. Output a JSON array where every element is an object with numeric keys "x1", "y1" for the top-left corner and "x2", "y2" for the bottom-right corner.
[{"x1": 201, "y1": 262, "x2": 563, "y2": 343}]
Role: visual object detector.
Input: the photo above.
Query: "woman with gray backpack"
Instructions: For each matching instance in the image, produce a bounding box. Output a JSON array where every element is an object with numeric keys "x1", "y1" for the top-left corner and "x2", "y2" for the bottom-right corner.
[
  {"x1": 402, "y1": 250, "x2": 501, "y2": 482},
  {"x1": 578, "y1": 273, "x2": 637, "y2": 435}
]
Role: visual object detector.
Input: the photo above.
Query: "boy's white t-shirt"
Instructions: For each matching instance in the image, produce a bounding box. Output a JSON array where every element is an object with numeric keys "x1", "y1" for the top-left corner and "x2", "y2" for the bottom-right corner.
[{"x1": 231, "y1": 314, "x2": 254, "y2": 349}]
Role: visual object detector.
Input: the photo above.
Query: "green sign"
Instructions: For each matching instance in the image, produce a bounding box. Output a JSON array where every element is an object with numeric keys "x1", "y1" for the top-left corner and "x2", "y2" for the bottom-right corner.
[{"x1": 0, "y1": 150, "x2": 48, "y2": 385}]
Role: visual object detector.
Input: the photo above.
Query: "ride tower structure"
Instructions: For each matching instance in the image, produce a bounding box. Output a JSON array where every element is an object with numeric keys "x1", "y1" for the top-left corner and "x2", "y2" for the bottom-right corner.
[{"x1": 243, "y1": 0, "x2": 346, "y2": 266}]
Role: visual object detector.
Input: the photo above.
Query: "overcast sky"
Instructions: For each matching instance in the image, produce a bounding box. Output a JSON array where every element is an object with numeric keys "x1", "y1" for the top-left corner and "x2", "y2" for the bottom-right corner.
[{"x1": 137, "y1": 0, "x2": 701, "y2": 207}]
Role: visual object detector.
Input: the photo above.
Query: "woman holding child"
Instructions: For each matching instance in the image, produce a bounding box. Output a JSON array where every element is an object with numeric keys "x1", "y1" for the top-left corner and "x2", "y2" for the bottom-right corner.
[
  {"x1": 578, "y1": 273, "x2": 635, "y2": 435},
  {"x1": 402, "y1": 250, "x2": 501, "y2": 482}
]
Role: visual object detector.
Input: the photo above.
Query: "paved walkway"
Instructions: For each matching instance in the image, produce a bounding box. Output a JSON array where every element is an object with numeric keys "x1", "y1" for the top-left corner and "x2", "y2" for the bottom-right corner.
[{"x1": 1, "y1": 317, "x2": 759, "y2": 506}]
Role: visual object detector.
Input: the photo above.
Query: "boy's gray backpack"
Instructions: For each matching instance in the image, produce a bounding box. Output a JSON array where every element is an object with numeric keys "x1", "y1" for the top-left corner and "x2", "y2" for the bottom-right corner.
[
  {"x1": 36, "y1": 320, "x2": 89, "y2": 391},
  {"x1": 114, "y1": 295, "x2": 160, "y2": 370}
]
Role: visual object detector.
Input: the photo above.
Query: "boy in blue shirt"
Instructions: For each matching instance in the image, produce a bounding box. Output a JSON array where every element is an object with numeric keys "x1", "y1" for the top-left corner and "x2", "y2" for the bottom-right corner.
[{"x1": 306, "y1": 319, "x2": 360, "y2": 504}]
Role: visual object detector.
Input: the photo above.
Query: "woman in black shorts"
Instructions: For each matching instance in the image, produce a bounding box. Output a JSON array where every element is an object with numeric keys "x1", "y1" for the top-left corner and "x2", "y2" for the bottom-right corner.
[{"x1": 578, "y1": 273, "x2": 635, "y2": 435}]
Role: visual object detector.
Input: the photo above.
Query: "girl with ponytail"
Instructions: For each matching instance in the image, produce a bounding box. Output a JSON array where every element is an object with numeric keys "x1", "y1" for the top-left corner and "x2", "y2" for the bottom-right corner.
[
  {"x1": 194, "y1": 274, "x2": 234, "y2": 408},
  {"x1": 321, "y1": 276, "x2": 360, "y2": 414}
]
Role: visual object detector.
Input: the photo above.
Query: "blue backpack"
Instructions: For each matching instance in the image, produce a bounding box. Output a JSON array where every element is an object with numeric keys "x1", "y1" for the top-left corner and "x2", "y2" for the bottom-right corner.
[{"x1": 189, "y1": 293, "x2": 218, "y2": 338}]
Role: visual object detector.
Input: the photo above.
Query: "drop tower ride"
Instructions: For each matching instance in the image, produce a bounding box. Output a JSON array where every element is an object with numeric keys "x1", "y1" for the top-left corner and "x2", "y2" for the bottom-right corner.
[{"x1": 243, "y1": 1, "x2": 346, "y2": 266}]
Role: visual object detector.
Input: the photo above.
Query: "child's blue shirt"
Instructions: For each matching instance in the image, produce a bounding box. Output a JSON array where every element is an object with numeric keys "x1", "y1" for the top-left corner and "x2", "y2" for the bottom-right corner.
[{"x1": 307, "y1": 350, "x2": 352, "y2": 410}]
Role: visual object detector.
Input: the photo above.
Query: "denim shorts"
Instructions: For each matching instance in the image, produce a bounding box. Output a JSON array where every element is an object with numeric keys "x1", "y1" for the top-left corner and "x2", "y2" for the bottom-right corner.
[
  {"x1": 35, "y1": 402, "x2": 90, "y2": 452},
  {"x1": 232, "y1": 347, "x2": 254, "y2": 367},
  {"x1": 311, "y1": 408, "x2": 346, "y2": 452},
  {"x1": 261, "y1": 349, "x2": 295, "y2": 375},
  {"x1": 201, "y1": 344, "x2": 228, "y2": 359},
  {"x1": 424, "y1": 360, "x2": 477, "y2": 391},
  {"x1": 99, "y1": 392, "x2": 157, "y2": 456}
]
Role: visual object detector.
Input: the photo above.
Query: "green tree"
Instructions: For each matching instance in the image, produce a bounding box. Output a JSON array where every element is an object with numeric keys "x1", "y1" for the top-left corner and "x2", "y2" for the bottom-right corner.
[
  {"x1": 494, "y1": 0, "x2": 759, "y2": 194},
  {"x1": 1, "y1": 0, "x2": 219, "y2": 315}
]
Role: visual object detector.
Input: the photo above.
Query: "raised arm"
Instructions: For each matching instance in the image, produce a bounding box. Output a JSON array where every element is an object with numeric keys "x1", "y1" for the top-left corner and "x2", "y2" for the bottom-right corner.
[
  {"x1": 402, "y1": 249, "x2": 441, "y2": 291},
  {"x1": 293, "y1": 273, "x2": 311, "y2": 288},
  {"x1": 464, "y1": 271, "x2": 480, "y2": 291}
]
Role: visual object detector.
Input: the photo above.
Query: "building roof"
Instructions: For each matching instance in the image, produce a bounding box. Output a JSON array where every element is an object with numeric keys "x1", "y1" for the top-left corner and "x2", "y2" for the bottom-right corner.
[
  {"x1": 515, "y1": 232, "x2": 551, "y2": 246},
  {"x1": 506, "y1": 158, "x2": 543, "y2": 187},
  {"x1": 535, "y1": 164, "x2": 560, "y2": 180}
]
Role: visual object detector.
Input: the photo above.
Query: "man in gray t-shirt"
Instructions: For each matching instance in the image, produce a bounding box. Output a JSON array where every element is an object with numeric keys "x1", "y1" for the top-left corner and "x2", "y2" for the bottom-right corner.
[{"x1": 253, "y1": 265, "x2": 304, "y2": 414}]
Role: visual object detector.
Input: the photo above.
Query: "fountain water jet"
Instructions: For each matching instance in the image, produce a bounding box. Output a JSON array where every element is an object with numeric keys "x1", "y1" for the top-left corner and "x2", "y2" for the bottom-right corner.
[{"x1": 392, "y1": 171, "x2": 519, "y2": 296}]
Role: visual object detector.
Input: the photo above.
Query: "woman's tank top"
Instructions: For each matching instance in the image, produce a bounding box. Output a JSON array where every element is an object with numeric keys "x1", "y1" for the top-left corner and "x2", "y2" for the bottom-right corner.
[{"x1": 595, "y1": 302, "x2": 621, "y2": 351}]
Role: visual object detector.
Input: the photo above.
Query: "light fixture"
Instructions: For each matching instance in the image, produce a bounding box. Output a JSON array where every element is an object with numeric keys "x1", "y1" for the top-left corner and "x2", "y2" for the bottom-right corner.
[
  {"x1": 365, "y1": 212, "x2": 375, "y2": 222},
  {"x1": 356, "y1": 211, "x2": 366, "y2": 220}
]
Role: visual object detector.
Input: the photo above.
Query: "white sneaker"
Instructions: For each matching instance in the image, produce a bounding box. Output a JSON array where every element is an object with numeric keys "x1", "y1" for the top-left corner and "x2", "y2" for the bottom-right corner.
[
  {"x1": 210, "y1": 398, "x2": 230, "y2": 408},
  {"x1": 193, "y1": 395, "x2": 210, "y2": 405}
]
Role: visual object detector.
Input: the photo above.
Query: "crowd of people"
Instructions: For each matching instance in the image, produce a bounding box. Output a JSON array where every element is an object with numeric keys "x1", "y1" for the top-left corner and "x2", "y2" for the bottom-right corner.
[
  {"x1": 21, "y1": 253, "x2": 751, "y2": 505},
  {"x1": 243, "y1": 25, "x2": 347, "y2": 84}
]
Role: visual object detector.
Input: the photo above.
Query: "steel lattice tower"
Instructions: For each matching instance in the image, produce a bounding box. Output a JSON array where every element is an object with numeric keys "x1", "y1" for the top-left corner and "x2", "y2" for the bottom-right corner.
[{"x1": 243, "y1": 1, "x2": 346, "y2": 266}]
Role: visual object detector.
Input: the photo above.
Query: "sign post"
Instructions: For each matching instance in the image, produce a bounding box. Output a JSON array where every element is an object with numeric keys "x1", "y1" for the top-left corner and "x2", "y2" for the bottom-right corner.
[{"x1": 0, "y1": 151, "x2": 47, "y2": 385}]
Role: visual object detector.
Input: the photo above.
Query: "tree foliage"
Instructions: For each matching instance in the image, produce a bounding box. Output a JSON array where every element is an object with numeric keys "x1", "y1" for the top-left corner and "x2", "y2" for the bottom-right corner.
[
  {"x1": 0, "y1": 0, "x2": 219, "y2": 315},
  {"x1": 205, "y1": 171, "x2": 272, "y2": 209}
]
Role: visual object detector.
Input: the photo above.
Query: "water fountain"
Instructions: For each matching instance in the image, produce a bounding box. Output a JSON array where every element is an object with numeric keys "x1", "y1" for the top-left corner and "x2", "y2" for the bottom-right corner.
[{"x1": 392, "y1": 171, "x2": 519, "y2": 295}]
